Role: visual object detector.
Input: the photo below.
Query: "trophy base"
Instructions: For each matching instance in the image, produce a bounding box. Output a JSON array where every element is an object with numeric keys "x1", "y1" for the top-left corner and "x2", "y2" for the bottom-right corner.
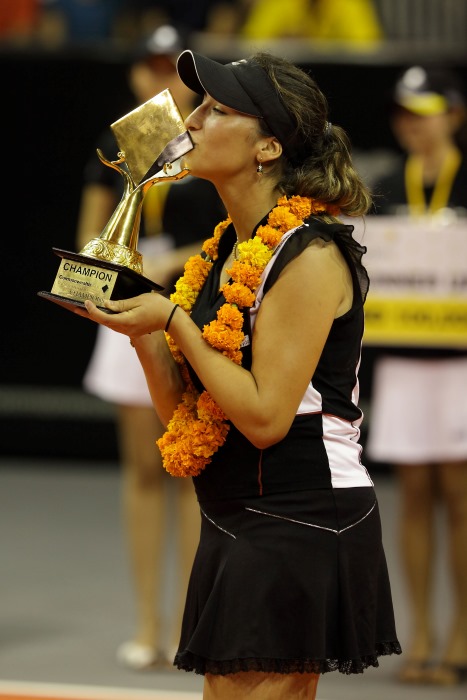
[
  {"x1": 37, "y1": 291, "x2": 118, "y2": 314},
  {"x1": 38, "y1": 248, "x2": 164, "y2": 314}
]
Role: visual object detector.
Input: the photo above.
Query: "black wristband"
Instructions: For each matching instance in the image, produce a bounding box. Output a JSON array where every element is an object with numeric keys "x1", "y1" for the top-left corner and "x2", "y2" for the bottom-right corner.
[{"x1": 164, "y1": 303, "x2": 179, "y2": 333}]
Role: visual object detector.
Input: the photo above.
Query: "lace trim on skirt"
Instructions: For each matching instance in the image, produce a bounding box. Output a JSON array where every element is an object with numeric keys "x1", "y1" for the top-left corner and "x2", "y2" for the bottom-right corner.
[{"x1": 175, "y1": 641, "x2": 402, "y2": 676}]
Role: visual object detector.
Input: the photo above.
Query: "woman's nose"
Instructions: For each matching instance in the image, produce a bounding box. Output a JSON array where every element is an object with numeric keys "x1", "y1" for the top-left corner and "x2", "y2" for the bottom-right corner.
[{"x1": 185, "y1": 104, "x2": 202, "y2": 131}]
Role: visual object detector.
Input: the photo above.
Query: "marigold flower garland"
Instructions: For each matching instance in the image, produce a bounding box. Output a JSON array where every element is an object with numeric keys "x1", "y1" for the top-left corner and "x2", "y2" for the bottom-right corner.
[{"x1": 156, "y1": 195, "x2": 340, "y2": 477}]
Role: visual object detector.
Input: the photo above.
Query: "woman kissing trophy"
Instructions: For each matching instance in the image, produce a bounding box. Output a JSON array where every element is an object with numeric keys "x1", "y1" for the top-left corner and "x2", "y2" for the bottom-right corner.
[{"x1": 38, "y1": 88, "x2": 193, "y2": 314}]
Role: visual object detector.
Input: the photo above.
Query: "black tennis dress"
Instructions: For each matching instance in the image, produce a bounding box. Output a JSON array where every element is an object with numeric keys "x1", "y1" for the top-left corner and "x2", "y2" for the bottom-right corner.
[{"x1": 174, "y1": 215, "x2": 402, "y2": 676}]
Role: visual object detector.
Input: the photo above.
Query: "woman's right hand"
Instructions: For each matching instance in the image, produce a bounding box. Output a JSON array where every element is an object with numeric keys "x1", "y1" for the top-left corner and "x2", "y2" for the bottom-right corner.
[{"x1": 78, "y1": 292, "x2": 176, "y2": 340}]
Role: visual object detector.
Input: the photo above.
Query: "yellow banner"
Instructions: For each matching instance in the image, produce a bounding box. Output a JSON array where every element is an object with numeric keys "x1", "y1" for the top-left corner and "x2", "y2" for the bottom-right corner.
[
  {"x1": 364, "y1": 297, "x2": 467, "y2": 348},
  {"x1": 350, "y1": 216, "x2": 467, "y2": 348}
]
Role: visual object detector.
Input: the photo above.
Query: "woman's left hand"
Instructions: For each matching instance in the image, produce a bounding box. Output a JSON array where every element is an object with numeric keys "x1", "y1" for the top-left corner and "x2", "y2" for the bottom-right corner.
[{"x1": 74, "y1": 292, "x2": 174, "y2": 339}]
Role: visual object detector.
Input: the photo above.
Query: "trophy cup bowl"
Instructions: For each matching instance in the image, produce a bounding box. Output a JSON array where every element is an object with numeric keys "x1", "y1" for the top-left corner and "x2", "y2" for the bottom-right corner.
[{"x1": 38, "y1": 88, "x2": 194, "y2": 314}]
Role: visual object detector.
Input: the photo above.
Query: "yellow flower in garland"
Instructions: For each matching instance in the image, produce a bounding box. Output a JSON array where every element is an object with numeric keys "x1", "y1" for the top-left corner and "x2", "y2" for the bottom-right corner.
[
  {"x1": 172, "y1": 256, "x2": 212, "y2": 311},
  {"x1": 157, "y1": 195, "x2": 340, "y2": 477}
]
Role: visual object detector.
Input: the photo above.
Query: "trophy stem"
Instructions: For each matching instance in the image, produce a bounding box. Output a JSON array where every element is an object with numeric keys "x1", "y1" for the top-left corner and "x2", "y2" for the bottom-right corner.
[
  {"x1": 99, "y1": 174, "x2": 145, "y2": 251},
  {"x1": 80, "y1": 178, "x2": 151, "y2": 274},
  {"x1": 79, "y1": 168, "x2": 190, "y2": 275}
]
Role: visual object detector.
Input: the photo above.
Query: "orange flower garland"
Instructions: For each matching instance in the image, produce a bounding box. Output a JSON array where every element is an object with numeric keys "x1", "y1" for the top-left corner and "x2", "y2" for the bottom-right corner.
[{"x1": 156, "y1": 195, "x2": 340, "y2": 477}]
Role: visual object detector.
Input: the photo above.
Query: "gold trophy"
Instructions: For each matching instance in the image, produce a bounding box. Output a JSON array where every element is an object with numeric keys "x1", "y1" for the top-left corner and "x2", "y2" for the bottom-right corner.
[{"x1": 38, "y1": 89, "x2": 193, "y2": 313}]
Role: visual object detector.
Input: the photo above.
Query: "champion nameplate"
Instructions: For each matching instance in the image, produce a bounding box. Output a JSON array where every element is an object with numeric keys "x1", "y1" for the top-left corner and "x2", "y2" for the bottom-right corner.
[{"x1": 51, "y1": 257, "x2": 118, "y2": 306}]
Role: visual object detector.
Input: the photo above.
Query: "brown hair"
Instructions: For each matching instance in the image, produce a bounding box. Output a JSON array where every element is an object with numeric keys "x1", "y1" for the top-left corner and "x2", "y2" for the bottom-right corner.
[{"x1": 252, "y1": 52, "x2": 372, "y2": 218}]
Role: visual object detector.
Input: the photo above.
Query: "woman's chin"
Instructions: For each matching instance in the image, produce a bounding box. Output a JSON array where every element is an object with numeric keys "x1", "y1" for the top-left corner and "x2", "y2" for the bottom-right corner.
[{"x1": 181, "y1": 153, "x2": 197, "y2": 172}]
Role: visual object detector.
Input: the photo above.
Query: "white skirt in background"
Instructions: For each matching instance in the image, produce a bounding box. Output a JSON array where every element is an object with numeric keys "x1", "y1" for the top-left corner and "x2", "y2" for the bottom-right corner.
[
  {"x1": 83, "y1": 236, "x2": 173, "y2": 407},
  {"x1": 366, "y1": 355, "x2": 467, "y2": 464},
  {"x1": 83, "y1": 325, "x2": 153, "y2": 406}
]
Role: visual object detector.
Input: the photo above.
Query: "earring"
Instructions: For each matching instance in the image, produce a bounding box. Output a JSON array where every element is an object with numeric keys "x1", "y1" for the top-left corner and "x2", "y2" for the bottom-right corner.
[{"x1": 256, "y1": 161, "x2": 263, "y2": 174}]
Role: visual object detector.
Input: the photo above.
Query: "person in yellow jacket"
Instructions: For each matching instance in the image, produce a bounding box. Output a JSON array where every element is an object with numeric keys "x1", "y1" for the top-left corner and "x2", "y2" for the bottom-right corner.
[{"x1": 241, "y1": 0, "x2": 383, "y2": 46}]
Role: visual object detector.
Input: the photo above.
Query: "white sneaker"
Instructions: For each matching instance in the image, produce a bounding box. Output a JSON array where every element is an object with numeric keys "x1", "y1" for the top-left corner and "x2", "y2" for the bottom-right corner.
[{"x1": 116, "y1": 641, "x2": 159, "y2": 670}]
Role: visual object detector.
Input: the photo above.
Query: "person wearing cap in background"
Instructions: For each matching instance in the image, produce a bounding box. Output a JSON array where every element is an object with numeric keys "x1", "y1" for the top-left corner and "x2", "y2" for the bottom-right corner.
[
  {"x1": 76, "y1": 26, "x2": 225, "y2": 670},
  {"x1": 371, "y1": 65, "x2": 467, "y2": 216},
  {"x1": 366, "y1": 66, "x2": 467, "y2": 686},
  {"x1": 80, "y1": 48, "x2": 401, "y2": 698}
]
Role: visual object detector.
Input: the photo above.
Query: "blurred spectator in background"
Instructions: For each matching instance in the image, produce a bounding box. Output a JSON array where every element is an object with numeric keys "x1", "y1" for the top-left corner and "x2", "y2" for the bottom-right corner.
[
  {"x1": 0, "y1": 0, "x2": 41, "y2": 43},
  {"x1": 371, "y1": 66, "x2": 467, "y2": 216},
  {"x1": 367, "y1": 65, "x2": 467, "y2": 686},
  {"x1": 76, "y1": 25, "x2": 225, "y2": 670},
  {"x1": 240, "y1": 0, "x2": 383, "y2": 46},
  {"x1": 0, "y1": 0, "x2": 388, "y2": 47},
  {"x1": 40, "y1": 0, "x2": 124, "y2": 42}
]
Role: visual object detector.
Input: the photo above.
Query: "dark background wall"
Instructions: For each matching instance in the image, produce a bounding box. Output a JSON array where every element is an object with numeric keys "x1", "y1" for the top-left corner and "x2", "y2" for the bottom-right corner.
[{"x1": 3, "y1": 49, "x2": 133, "y2": 389}]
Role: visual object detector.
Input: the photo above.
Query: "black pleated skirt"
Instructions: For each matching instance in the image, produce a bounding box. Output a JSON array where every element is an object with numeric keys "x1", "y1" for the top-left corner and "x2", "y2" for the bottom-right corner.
[{"x1": 174, "y1": 486, "x2": 401, "y2": 676}]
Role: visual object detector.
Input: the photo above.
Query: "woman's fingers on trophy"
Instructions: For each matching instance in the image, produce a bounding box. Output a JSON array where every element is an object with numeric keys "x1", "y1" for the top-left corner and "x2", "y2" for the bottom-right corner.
[
  {"x1": 102, "y1": 298, "x2": 133, "y2": 314},
  {"x1": 83, "y1": 299, "x2": 110, "y2": 323},
  {"x1": 84, "y1": 295, "x2": 157, "y2": 336},
  {"x1": 84, "y1": 297, "x2": 132, "y2": 317}
]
